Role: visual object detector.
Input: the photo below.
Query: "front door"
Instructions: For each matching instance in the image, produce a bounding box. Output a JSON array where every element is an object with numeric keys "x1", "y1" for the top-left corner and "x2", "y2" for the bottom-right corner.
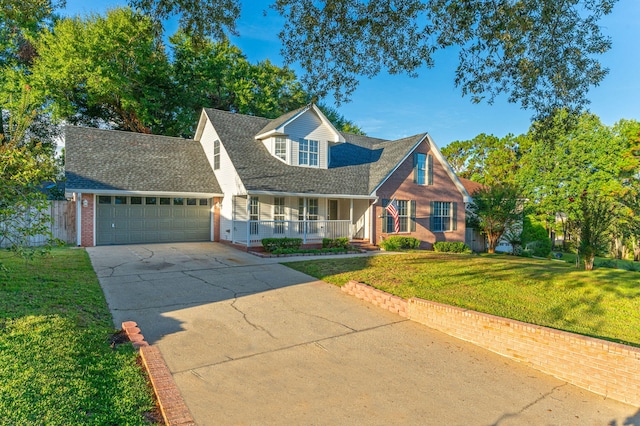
[{"x1": 328, "y1": 199, "x2": 338, "y2": 221}]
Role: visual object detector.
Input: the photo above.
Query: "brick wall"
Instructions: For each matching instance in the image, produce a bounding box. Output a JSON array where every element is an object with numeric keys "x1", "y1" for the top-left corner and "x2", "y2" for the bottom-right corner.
[
  {"x1": 344, "y1": 280, "x2": 640, "y2": 407},
  {"x1": 375, "y1": 140, "x2": 465, "y2": 249},
  {"x1": 80, "y1": 193, "x2": 94, "y2": 247},
  {"x1": 342, "y1": 280, "x2": 408, "y2": 317}
]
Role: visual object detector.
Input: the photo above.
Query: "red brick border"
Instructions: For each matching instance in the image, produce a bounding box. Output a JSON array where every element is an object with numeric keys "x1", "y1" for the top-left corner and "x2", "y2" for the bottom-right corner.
[
  {"x1": 342, "y1": 280, "x2": 640, "y2": 407},
  {"x1": 342, "y1": 280, "x2": 408, "y2": 317},
  {"x1": 122, "y1": 321, "x2": 195, "y2": 426}
]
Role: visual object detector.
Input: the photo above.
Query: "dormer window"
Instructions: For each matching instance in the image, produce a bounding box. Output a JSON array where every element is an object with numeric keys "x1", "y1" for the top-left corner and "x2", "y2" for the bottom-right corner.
[
  {"x1": 275, "y1": 136, "x2": 287, "y2": 161},
  {"x1": 299, "y1": 138, "x2": 319, "y2": 167}
]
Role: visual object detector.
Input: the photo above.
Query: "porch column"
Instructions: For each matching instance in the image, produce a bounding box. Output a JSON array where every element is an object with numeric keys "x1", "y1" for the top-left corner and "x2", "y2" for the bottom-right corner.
[
  {"x1": 349, "y1": 199, "x2": 354, "y2": 239},
  {"x1": 302, "y1": 197, "x2": 307, "y2": 244},
  {"x1": 246, "y1": 195, "x2": 251, "y2": 247}
]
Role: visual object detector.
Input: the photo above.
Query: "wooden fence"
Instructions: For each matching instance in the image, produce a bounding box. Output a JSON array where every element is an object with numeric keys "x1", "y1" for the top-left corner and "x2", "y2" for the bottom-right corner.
[{"x1": 1, "y1": 200, "x2": 76, "y2": 248}]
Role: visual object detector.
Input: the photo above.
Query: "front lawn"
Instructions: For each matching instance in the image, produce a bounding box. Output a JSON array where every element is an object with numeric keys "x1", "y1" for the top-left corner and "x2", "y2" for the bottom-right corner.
[
  {"x1": 0, "y1": 248, "x2": 157, "y2": 424},
  {"x1": 284, "y1": 252, "x2": 640, "y2": 346}
]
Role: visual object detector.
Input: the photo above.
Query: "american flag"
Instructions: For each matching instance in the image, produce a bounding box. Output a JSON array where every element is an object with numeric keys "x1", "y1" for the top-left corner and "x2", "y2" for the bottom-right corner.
[{"x1": 385, "y1": 198, "x2": 400, "y2": 233}]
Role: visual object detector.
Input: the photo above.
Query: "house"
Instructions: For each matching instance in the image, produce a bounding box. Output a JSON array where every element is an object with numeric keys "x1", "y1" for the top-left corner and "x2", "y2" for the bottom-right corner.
[
  {"x1": 460, "y1": 177, "x2": 525, "y2": 254},
  {"x1": 65, "y1": 104, "x2": 471, "y2": 248}
]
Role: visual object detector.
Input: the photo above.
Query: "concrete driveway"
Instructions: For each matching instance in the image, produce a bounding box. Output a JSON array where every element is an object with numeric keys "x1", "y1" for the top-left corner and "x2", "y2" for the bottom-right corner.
[{"x1": 87, "y1": 242, "x2": 639, "y2": 425}]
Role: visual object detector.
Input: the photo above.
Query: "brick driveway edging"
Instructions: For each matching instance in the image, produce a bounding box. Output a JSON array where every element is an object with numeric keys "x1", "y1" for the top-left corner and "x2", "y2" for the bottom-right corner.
[
  {"x1": 122, "y1": 321, "x2": 195, "y2": 426},
  {"x1": 341, "y1": 280, "x2": 640, "y2": 407}
]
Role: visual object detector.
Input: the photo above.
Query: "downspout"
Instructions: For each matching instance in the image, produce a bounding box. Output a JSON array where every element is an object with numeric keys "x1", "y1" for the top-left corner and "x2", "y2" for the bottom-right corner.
[
  {"x1": 369, "y1": 196, "x2": 379, "y2": 244},
  {"x1": 76, "y1": 193, "x2": 82, "y2": 246}
]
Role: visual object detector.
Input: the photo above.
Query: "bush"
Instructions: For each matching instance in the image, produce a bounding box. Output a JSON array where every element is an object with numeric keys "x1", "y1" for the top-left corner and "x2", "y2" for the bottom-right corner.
[
  {"x1": 262, "y1": 237, "x2": 302, "y2": 253},
  {"x1": 322, "y1": 237, "x2": 350, "y2": 249},
  {"x1": 433, "y1": 242, "x2": 471, "y2": 253},
  {"x1": 521, "y1": 215, "x2": 552, "y2": 257},
  {"x1": 379, "y1": 236, "x2": 421, "y2": 251}
]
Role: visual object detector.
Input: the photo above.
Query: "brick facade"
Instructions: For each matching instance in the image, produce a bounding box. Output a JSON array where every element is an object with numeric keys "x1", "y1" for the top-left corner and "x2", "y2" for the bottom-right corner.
[
  {"x1": 344, "y1": 280, "x2": 640, "y2": 407},
  {"x1": 374, "y1": 140, "x2": 465, "y2": 249},
  {"x1": 79, "y1": 193, "x2": 95, "y2": 247}
]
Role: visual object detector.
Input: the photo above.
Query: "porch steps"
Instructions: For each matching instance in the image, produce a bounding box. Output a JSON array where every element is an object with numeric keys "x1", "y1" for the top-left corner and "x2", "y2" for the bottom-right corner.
[{"x1": 350, "y1": 240, "x2": 380, "y2": 252}]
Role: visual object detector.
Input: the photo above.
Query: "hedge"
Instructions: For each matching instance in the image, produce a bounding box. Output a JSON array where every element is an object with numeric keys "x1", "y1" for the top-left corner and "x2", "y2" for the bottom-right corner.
[
  {"x1": 379, "y1": 236, "x2": 421, "y2": 251},
  {"x1": 262, "y1": 237, "x2": 303, "y2": 253}
]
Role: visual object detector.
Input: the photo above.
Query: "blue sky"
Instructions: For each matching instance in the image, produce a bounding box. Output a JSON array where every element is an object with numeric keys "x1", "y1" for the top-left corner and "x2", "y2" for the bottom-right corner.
[{"x1": 63, "y1": 0, "x2": 640, "y2": 147}]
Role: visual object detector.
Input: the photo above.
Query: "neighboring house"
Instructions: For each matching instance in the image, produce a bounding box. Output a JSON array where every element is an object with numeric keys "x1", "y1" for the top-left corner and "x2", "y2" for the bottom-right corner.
[
  {"x1": 460, "y1": 178, "x2": 488, "y2": 252},
  {"x1": 460, "y1": 177, "x2": 524, "y2": 254},
  {"x1": 65, "y1": 104, "x2": 471, "y2": 248}
]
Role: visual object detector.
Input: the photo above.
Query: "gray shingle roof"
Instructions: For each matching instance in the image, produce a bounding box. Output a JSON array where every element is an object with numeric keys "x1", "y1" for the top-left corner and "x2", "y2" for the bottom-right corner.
[
  {"x1": 65, "y1": 126, "x2": 221, "y2": 194},
  {"x1": 203, "y1": 108, "x2": 424, "y2": 196},
  {"x1": 255, "y1": 105, "x2": 309, "y2": 137}
]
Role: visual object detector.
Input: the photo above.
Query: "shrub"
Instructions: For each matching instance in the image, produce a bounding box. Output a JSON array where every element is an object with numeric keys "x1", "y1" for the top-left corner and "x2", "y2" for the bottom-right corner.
[
  {"x1": 433, "y1": 242, "x2": 471, "y2": 253},
  {"x1": 521, "y1": 216, "x2": 552, "y2": 257},
  {"x1": 262, "y1": 237, "x2": 302, "y2": 253},
  {"x1": 379, "y1": 236, "x2": 421, "y2": 251},
  {"x1": 322, "y1": 237, "x2": 350, "y2": 249}
]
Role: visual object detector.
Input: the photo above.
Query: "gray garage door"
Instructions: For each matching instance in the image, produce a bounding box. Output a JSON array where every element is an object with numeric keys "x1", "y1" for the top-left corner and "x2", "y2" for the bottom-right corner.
[{"x1": 96, "y1": 195, "x2": 211, "y2": 245}]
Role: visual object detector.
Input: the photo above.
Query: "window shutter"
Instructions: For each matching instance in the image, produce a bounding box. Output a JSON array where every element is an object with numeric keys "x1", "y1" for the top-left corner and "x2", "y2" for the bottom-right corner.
[
  {"x1": 413, "y1": 154, "x2": 418, "y2": 183},
  {"x1": 452, "y1": 202, "x2": 458, "y2": 231},
  {"x1": 381, "y1": 199, "x2": 389, "y2": 233},
  {"x1": 429, "y1": 201, "x2": 434, "y2": 230},
  {"x1": 428, "y1": 154, "x2": 434, "y2": 185},
  {"x1": 410, "y1": 200, "x2": 416, "y2": 232}
]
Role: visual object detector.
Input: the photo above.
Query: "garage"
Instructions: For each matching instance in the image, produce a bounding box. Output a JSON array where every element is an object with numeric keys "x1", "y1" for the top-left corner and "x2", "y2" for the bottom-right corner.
[{"x1": 96, "y1": 195, "x2": 211, "y2": 245}]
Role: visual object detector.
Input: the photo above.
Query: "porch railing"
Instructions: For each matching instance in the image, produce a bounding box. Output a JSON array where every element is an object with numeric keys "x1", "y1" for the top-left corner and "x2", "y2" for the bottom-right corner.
[{"x1": 233, "y1": 220, "x2": 352, "y2": 246}]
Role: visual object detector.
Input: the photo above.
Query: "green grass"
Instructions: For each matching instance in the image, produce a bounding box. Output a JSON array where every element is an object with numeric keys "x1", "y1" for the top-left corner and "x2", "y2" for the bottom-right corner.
[
  {"x1": 284, "y1": 252, "x2": 640, "y2": 347},
  {"x1": 555, "y1": 252, "x2": 640, "y2": 271},
  {"x1": 0, "y1": 248, "x2": 156, "y2": 425}
]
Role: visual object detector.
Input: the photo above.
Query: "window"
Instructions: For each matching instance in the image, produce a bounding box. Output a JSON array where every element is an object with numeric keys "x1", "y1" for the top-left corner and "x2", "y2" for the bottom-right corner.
[
  {"x1": 98, "y1": 196, "x2": 111, "y2": 204},
  {"x1": 160, "y1": 197, "x2": 171, "y2": 205},
  {"x1": 430, "y1": 201, "x2": 457, "y2": 232},
  {"x1": 307, "y1": 198, "x2": 318, "y2": 233},
  {"x1": 299, "y1": 139, "x2": 319, "y2": 166},
  {"x1": 275, "y1": 137, "x2": 287, "y2": 161},
  {"x1": 114, "y1": 196, "x2": 127, "y2": 205},
  {"x1": 199, "y1": 199, "x2": 208, "y2": 206},
  {"x1": 145, "y1": 197, "x2": 157, "y2": 205},
  {"x1": 213, "y1": 140, "x2": 221, "y2": 170},
  {"x1": 130, "y1": 197, "x2": 142, "y2": 205},
  {"x1": 383, "y1": 199, "x2": 416, "y2": 233},
  {"x1": 249, "y1": 197, "x2": 259, "y2": 235},
  {"x1": 273, "y1": 197, "x2": 285, "y2": 234},
  {"x1": 414, "y1": 153, "x2": 433, "y2": 185},
  {"x1": 297, "y1": 198, "x2": 318, "y2": 233},
  {"x1": 187, "y1": 198, "x2": 197, "y2": 206}
]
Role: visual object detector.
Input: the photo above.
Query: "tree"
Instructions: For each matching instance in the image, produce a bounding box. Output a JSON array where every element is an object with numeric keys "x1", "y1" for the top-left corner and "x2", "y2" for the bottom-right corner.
[
  {"x1": 0, "y1": 0, "x2": 62, "y2": 144},
  {"x1": 517, "y1": 110, "x2": 628, "y2": 239},
  {"x1": 567, "y1": 191, "x2": 617, "y2": 271},
  {"x1": 441, "y1": 133, "x2": 524, "y2": 185},
  {"x1": 467, "y1": 183, "x2": 521, "y2": 254},
  {"x1": 316, "y1": 103, "x2": 365, "y2": 135},
  {"x1": 273, "y1": 0, "x2": 616, "y2": 115},
  {"x1": 30, "y1": 8, "x2": 177, "y2": 134},
  {"x1": 1, "y1": 121, "x2": 59, "y2": 262},
  {"x1": 171, "y1": 32, "x2": 310, "y2": 135}
]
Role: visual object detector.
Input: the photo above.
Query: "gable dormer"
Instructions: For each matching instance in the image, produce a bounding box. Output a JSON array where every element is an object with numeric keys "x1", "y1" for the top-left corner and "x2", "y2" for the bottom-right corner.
[{"x1": 255, "y1": 104, "x2": 346, "y2": 169}]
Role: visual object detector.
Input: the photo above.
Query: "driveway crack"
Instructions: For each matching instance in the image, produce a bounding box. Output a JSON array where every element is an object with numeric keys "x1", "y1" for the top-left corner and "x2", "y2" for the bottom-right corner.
[{"x1": 230, "y1": 298, "x2": 276, "y2": 339}]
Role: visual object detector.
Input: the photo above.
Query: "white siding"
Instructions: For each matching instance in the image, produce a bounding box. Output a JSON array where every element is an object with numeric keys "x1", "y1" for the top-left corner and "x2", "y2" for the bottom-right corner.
[
  {"x1": 199, "y1": 118, "x2": 247, "y2": 240},
  {"x1": 283, "y1": 109, "x2": 337, "y2": 169}
]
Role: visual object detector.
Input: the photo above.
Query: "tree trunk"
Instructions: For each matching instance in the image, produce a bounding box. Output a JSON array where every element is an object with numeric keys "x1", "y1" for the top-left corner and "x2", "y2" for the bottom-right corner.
[{"x1": 584, "y1": 254, "x2": 595, "y2": 271}]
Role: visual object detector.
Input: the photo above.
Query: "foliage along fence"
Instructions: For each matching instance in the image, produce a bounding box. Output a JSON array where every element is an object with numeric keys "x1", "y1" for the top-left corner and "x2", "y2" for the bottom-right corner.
[{"x1": 0, "y1": 200, "x2": 76, "y2": 248}]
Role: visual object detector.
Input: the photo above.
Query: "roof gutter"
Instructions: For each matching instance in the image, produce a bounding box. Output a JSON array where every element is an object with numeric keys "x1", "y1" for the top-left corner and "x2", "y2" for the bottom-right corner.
[
  {"x1": 64, "y1": 188, "x2": 223, "y2": 198},
  {"x1": 247, "y1": 190, "x2": 375, "y2": 200}
]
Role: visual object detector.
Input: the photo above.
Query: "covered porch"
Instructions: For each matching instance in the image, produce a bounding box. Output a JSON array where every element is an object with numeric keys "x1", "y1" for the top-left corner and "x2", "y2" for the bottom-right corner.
[{"x1": 222, "y1": 194, "x2": 374, "y2": 247}]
